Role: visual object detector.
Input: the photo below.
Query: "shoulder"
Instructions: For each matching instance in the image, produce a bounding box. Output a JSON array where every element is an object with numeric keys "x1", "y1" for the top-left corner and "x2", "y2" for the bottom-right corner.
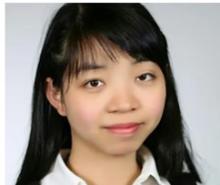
[{"x1": 41, "y1": 151, "x2": 86, "y2": 185}]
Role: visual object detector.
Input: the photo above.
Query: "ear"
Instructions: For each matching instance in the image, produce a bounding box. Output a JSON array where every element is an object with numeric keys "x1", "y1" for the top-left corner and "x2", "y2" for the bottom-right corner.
[{"x1": 45, "y1": 77, "x2": 67, "y2": 116}]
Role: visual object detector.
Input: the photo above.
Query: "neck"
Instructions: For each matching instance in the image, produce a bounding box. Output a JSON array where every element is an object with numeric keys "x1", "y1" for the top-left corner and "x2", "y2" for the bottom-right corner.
[{"x1": 67, "y1": 137, "x2": 141, "y2": 185}]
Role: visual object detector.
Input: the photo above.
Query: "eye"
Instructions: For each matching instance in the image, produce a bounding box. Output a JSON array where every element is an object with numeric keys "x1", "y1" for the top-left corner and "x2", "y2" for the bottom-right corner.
[
  {"x1": 84, "y1": 79, "x2": 103, "y2": 88},
  {"x1": 137, "y1": 73, "x2": 155, "y2": 81}
]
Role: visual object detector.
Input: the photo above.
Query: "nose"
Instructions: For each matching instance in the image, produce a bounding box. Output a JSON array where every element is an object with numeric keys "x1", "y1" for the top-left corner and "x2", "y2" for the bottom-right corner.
[{"x1": 107, "y1": 87, "x2": 140, "y2": 113}]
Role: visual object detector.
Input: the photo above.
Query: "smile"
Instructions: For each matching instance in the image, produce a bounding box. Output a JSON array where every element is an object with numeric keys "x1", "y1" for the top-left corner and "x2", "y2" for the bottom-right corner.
[{"x1": 103, "y1": 122, "x2": 143, "y2": 135}]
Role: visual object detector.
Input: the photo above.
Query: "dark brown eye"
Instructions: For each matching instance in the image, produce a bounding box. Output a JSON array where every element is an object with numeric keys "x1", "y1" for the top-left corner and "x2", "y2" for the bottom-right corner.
[
  {"x1": 84, "y1": 79, "x2": 103, "y2": 88},
  {"x1": 137, "y1": 73, "x2": 155, "y2": 81}
]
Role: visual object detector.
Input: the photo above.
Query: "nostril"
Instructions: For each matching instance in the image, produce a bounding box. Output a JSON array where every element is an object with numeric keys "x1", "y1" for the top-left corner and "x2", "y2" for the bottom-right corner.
[
  {"x1": 106, "y1": 91, "x2": 140, "y2": 113},
  {"x1": 131, "y1": 107, "x2": 136, "y2": 111},
  {"x1": 108, "y1": 103, "x2": 138, "y2": 113}
]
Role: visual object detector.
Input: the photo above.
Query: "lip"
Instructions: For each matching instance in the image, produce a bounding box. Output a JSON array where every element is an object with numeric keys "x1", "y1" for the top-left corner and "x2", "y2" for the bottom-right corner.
[{"x1": 103, "y1": 122, "x2": 142, "y2": 135}]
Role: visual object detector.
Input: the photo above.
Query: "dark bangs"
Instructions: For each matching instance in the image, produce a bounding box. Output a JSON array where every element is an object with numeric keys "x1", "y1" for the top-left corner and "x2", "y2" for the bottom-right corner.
[
  {"x1": 16, "y1": 4, "x2": 202, "y2": 185},
  {"x1": 48, "y1": 4, "x2": 169, "y2": 88}
]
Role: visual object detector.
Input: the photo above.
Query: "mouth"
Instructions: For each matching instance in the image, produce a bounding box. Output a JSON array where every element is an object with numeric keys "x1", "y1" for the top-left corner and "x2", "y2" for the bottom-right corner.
[{"x1": 103, "y1": 122, "x2": 143, "y2": 135}]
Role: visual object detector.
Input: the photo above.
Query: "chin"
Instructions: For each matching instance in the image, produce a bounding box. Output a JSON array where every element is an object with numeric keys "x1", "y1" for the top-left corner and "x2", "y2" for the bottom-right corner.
[{"x1": 105, "y1": 143, "x2": 141, "y2": 156}]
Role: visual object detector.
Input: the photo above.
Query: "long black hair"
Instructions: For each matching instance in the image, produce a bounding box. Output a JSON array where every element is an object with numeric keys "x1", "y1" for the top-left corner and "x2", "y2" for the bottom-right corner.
[{"x1": 16, "y1": 3, "x2": 202, "y2": 185}]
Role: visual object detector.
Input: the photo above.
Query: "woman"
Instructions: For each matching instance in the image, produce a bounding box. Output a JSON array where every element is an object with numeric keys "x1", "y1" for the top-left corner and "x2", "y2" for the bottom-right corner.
[{"x1": 16, "y1": 3, "x2": 202, "y2": 185}]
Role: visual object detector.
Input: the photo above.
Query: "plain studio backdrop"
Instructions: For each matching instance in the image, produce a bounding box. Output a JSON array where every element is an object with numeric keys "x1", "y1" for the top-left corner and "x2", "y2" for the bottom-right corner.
[{"x1": 5, "y1": 3, "x2": 220, "y2": 185}]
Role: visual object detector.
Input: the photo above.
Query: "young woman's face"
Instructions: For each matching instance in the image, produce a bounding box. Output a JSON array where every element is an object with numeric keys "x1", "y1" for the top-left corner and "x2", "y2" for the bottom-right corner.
[{"x1": 55, "y1": 48, "x2": 166, "y2": 156}]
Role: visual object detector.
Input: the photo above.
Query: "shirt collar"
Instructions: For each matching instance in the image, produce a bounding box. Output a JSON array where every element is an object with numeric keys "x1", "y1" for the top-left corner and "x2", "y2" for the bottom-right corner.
[
  {"x1": 41, "y1": 146, "x2": 169, "y2": 185},
  {"x1": 132, "y1": 146, "x2": 169, "y2": 185}
]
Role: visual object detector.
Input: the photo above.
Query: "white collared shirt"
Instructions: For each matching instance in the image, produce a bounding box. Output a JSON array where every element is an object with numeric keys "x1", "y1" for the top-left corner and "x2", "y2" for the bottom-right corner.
[{"x1": 41, "y1": 146, "x2": 170, "y2": 185}]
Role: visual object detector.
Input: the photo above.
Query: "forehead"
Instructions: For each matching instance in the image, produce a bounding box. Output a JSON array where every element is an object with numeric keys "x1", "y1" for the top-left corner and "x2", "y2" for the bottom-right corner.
[
  {"x1": 76, "y1": 37, "x2": 148, "y2": 67},
  {"x1": 77, "y1": 49, "x2": 156, "y2": 77},
  {"x1": 79, "y1": 37, "x2": 128, "y2": 63},
  {"x1": 66, "y1": 36, "x2": 159, "y2": 79},
  {"x1": 69, "y1": 37, "x2": 122, "y2": 75}
]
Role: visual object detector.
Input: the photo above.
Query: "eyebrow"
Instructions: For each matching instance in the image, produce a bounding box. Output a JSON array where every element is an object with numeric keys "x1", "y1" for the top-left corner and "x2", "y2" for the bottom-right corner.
[
  {"x1": 79, "y1": 63, "x2": 107, "y2": 73},
  {"x1": 79, "y1": 60, "x2": 150, "y2": 73},
  {"x1": 132, "y1": 60, "x2": 150, "y2": 65}
]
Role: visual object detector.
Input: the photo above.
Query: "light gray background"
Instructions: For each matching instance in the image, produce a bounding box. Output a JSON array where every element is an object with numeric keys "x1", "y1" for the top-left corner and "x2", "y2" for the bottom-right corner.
[{"x1": 6, "y1": 3, "x2": 220, "y2": 185}]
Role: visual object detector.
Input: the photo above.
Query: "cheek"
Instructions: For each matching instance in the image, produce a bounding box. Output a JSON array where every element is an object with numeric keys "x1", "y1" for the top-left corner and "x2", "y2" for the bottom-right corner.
[
  {"x1": 78, "y1": 106, "x2": 99, "y2": 126},
  {"x1": 65, "y1": 98, "x2": 102, "y2": 129},
  {"x1": 150, "y1": 95, "x2": 166, "y2": 116},
  {"x1": 142, "y1": 89, "x2": 166, "y2": 121}
]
